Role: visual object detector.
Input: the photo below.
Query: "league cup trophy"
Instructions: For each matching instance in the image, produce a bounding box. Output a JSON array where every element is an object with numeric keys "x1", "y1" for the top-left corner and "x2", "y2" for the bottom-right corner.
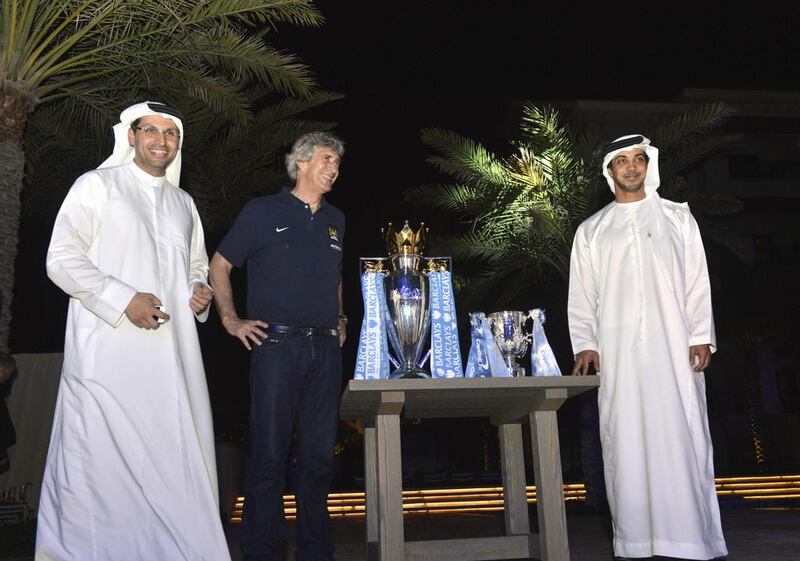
[
  {"x1": 382, "y1": 221, "x2": 431, "y2": 378},
  {"x1": 487, "y1": 310, "x2": 531, "y2": 377}
]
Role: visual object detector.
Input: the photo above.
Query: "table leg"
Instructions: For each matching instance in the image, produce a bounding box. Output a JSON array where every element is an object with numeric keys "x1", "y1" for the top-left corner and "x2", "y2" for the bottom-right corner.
[
  {"x1": 376, "y1": 411, "x2": 404, "y2": 561},
  {"x1": 364, "y1": 425, "x2": 379, "y2": 555},
  {"x1": 498, "y1": 422, "x2": 530, "y2": 536},
  {"x1": 530, "y1": 409, "x2": 570, "y2": 561}
]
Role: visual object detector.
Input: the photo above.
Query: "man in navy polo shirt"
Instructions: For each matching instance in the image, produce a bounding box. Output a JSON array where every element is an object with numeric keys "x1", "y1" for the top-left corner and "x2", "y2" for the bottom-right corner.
[{"x1": 209, "y1": 132, "x2": 346, "y2": 561}]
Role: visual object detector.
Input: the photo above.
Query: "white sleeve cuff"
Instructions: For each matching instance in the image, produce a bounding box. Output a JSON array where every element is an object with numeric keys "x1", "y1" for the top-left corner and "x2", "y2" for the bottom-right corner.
[{"x1": 94, "y1": 280, "x2": 138, "y2": 327}]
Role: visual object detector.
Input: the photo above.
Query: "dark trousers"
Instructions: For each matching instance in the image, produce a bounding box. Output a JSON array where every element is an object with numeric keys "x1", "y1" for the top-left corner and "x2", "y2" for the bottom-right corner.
[
  {"x1": 241, "y1": 333, "x2": 342, "y2": 561},
  {"x1": 578, "y1": 389, "x2": 607, "y2": 508}
]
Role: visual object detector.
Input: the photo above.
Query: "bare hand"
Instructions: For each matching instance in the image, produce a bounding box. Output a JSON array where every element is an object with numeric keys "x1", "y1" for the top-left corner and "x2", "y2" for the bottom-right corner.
[
  {"x1": 222, "y1": 316, "x2": 268, "y2": 350},
  {"x1": 572, "y1": 350, "x2": 600, "y2": 376},
  {"x1": 338, "y1": 320, "x2": 347, "y2": 348},
  {"x1": 689, "y1": 344, "x2": 711, "y2": 372},
  {"x1": 125, "y1": 293, "x2": 169, "y2": 330},
  {"x1": 190, "y1": 283, "x2": 213, "y2": 314}
]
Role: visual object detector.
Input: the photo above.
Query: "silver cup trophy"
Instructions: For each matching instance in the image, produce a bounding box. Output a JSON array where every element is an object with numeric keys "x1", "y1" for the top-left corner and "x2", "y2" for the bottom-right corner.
[
  {"x1": 487, "y1": 310, "x2": 531, "y2": 377},
  {"x1": 382, "y1": 221, "x2": 431, "y2": 378}
]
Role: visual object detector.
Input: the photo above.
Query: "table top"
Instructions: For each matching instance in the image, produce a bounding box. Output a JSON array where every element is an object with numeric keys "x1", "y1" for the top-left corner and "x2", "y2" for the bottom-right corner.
[{"x1": 340, "y1": 376, "x2": 599, "y2": 422}]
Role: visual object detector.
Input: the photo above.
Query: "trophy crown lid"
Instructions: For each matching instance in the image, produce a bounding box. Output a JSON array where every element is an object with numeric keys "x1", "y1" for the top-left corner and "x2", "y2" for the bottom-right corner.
[{"x1": 382, "y1": 220, "x2": 428, "y2": 256}]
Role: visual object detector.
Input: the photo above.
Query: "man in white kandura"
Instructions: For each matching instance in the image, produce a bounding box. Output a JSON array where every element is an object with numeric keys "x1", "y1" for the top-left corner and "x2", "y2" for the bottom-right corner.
[
  {"x1": 568, "y1": 135, "x2": 727, "y2": 560},
  {"x1": 37, "y1": 102, "x2": 231, "y2": 561}
]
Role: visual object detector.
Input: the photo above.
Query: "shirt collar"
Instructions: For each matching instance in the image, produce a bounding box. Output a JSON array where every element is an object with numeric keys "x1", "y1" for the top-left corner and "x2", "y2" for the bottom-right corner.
[
  {"x1": 280, "y1": 187, "x2": 329, "y2": 210},
  {"x1": 127, "y1": 161, "x2": 166, "y2": 187}
]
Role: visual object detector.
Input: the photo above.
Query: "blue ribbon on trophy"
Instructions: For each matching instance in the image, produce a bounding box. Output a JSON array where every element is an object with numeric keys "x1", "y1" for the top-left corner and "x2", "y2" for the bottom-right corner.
[
  {"x1": 354, "y1": 264, "x2": 390, "y2": 380},
  {"x1": 465, "y1": 312, "x2": 509, "y2": 378},
  {"x1": 428, "y1": 265, "x2": 463, "y2": 378},
  {"x1": 528, "y1": 308, "x2": 562, "y2": 377}
]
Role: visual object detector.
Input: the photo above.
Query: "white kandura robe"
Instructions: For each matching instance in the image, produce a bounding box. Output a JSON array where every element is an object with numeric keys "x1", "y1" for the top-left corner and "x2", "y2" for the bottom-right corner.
[
  {"x1": 568, "y1": 192, "x2": 727, "y2": 560},
  {"x1": 37, "y1": 162, "x2": 230, "y2": 561}
]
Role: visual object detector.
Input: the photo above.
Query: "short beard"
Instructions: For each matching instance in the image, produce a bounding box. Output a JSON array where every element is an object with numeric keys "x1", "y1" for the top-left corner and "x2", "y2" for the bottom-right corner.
[{"x1": 617, "y1": 180, "x2": 644, "y2": 194}]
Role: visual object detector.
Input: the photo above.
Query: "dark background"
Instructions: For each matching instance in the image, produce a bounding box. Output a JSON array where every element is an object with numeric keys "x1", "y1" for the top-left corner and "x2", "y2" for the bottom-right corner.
[{"x1": 10, "y1": 1, "x2": 800, "y2": 486}]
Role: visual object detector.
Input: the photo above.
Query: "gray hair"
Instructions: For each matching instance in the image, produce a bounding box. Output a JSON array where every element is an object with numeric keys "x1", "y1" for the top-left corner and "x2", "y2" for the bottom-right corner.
[{"x1": 285, "y1": 132, "x2": 345, "y2": 180}]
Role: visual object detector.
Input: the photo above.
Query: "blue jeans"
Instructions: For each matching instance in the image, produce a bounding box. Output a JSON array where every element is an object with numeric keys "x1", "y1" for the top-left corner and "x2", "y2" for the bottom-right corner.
[{"x1": 241, "y1": 332, "x2": 341, "y2": 561}]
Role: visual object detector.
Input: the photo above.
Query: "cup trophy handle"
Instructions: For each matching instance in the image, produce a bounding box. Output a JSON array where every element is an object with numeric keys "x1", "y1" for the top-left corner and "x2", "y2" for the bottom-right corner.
[{"x1": 526, "y1": 310, "x2": 537, "y2": 360}]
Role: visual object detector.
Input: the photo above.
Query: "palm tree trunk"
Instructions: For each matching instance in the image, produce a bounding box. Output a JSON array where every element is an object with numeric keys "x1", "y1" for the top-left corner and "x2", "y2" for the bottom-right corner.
[{"x1": 0, "y1": 91, "x2": 31, "y2": 352}]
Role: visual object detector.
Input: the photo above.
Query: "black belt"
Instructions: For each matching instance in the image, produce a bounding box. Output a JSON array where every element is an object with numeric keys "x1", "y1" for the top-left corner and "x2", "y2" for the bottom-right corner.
[{"x1": 266, "y1": 323, "x2": 338, "y2": 337}]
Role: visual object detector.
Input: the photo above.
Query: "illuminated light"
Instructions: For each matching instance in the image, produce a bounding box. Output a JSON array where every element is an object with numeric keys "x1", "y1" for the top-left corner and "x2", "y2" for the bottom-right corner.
[
  {"x1": 403, "y1": 486, "x2": 505, "y2": 495},
  {"x1": 733, "y1": 486, "x2": 800, "y2": 491},
  {"x1": 724, "y1": 488, "x2": 800, "y2": 495},
  {"x1": 715, "y1": 475, "x2": 800, "y2": 483},
  {"x1": 720, "y1": 480, "x2": 800, "y2": 485},
  {"x1": 743, "y1": 494, "x2": 800, "y2": 500},
  {"x1": 404, "y1": 500, "x2": 506, "y2": 508},
  {"x1": 400, "y1": 506, "x2": 507, "y2": 514},
  {"x1": 410, "y1": 491, "x2": 504, "y2": 498},
  {"x1": 227, "y1": 474, "x2": 800, "y2": 523},
  {"x1": 716, "y1": 482, "x2": 800, "y2": 488}
]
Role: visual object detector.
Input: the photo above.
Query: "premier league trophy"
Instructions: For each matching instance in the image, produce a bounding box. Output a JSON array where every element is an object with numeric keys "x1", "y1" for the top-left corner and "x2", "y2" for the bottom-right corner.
[
  {"x1": 487, "y1": 310, "x2": 531, "y2": 377},
  {"x1": 354, "y1": 222, "x2": 463, "y2": 380},
  {"x1": 382, "y1": 221, "x2": 431, "y2": 378}
]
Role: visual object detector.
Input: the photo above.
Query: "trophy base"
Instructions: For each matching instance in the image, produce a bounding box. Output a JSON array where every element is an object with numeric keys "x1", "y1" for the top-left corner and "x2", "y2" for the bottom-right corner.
[
  {"x1": 389, "y1": 366, "x2": 431, "y2": 379},
  {"x1": 512, "y1": 366, "x2": 527, "y2": 377}
]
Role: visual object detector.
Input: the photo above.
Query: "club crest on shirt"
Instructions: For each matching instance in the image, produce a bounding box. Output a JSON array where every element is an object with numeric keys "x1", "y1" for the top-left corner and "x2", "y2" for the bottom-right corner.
[{"x1": 327, "y1": 225, "x2": 339, "y2": 241}]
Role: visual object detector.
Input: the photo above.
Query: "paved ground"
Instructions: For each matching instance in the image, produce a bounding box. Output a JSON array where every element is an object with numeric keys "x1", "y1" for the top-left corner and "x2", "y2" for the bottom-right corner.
[
  {"x1": 223, "y1": 507, "x2": 800, "y2": 560},
  {"x1": 4, "y1": 506, "x2": 797, "y2": 559}
]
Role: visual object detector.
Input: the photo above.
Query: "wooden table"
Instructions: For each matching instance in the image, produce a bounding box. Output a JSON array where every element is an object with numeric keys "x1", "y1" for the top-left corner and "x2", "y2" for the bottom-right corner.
[{"x1": 340, "y1": 377, "x2": 599, "y2": 561}]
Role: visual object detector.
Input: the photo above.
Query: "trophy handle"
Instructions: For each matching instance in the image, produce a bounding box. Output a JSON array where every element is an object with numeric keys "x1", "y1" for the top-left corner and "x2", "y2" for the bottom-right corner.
[{"x1": 525, "y1": 309, "x2": 536, "y2": 344}]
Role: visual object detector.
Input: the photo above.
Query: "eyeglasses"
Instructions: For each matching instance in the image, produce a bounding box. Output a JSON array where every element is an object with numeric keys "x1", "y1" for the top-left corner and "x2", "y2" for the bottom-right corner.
[{"x1": 132, "y1": 125, "x2": 180, "y2": 140}]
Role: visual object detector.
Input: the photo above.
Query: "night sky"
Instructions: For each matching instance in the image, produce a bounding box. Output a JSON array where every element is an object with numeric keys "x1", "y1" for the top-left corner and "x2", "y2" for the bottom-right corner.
[
  {"x1": 269, "y1": 0, "x2": 800, "y2": 247},
  {"x1": 9, "y1": 2, "x2": 800, "y2": 428}
]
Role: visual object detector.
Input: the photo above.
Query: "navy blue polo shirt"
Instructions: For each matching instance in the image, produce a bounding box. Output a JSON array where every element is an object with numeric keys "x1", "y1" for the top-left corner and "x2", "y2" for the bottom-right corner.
[{"x1": 217, "y1": 189, "x2": 344, "y2": 328}]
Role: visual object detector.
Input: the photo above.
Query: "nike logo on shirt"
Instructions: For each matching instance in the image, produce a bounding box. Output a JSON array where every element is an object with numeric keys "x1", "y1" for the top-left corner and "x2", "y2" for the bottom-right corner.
[{"x1": 276, "y1": 227, "x2": 289, "y2": 232}]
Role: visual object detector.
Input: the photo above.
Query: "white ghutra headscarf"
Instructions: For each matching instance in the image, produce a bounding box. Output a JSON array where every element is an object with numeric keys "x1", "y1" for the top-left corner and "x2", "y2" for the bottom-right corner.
[
  {"x1": 602, "y1": 134, "x2": 660, "y2": 195},
  {"x1": 99, "y1": 101, "x2": 185, "y2": 187}
]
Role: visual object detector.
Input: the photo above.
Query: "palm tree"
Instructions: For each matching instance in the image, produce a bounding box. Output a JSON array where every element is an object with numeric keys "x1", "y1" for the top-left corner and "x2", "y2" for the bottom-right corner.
[
  {"x1": 408, "y1": 101, "x2": 740, "y2": 308},
  {"x1": 0, "y1": 0, "x2": 323, "y2": 351}
]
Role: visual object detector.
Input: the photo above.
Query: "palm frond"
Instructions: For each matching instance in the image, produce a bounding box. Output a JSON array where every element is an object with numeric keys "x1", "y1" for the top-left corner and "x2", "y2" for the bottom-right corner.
[
  {"x1": 3, "y1": 0, "x2": 322, "y2": 119},
  {"x1": 519, "y1": 104, "x2": 574, "y2": 154},
  {"x1": 405, "y1": 183, "x2": 486, "y2": 216},
  {"x1": 659, "y1": 133, "x2": 740, "y2": 181},
  {"x1": 430, "y1": 232, "x2": 511, "y2": 264},
  {"x1": 653, "y1": 101, "x2": 736, "y2": 153},
  {"x1": 421, "y1": 127, "x2": 509, "y2": 188}
]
